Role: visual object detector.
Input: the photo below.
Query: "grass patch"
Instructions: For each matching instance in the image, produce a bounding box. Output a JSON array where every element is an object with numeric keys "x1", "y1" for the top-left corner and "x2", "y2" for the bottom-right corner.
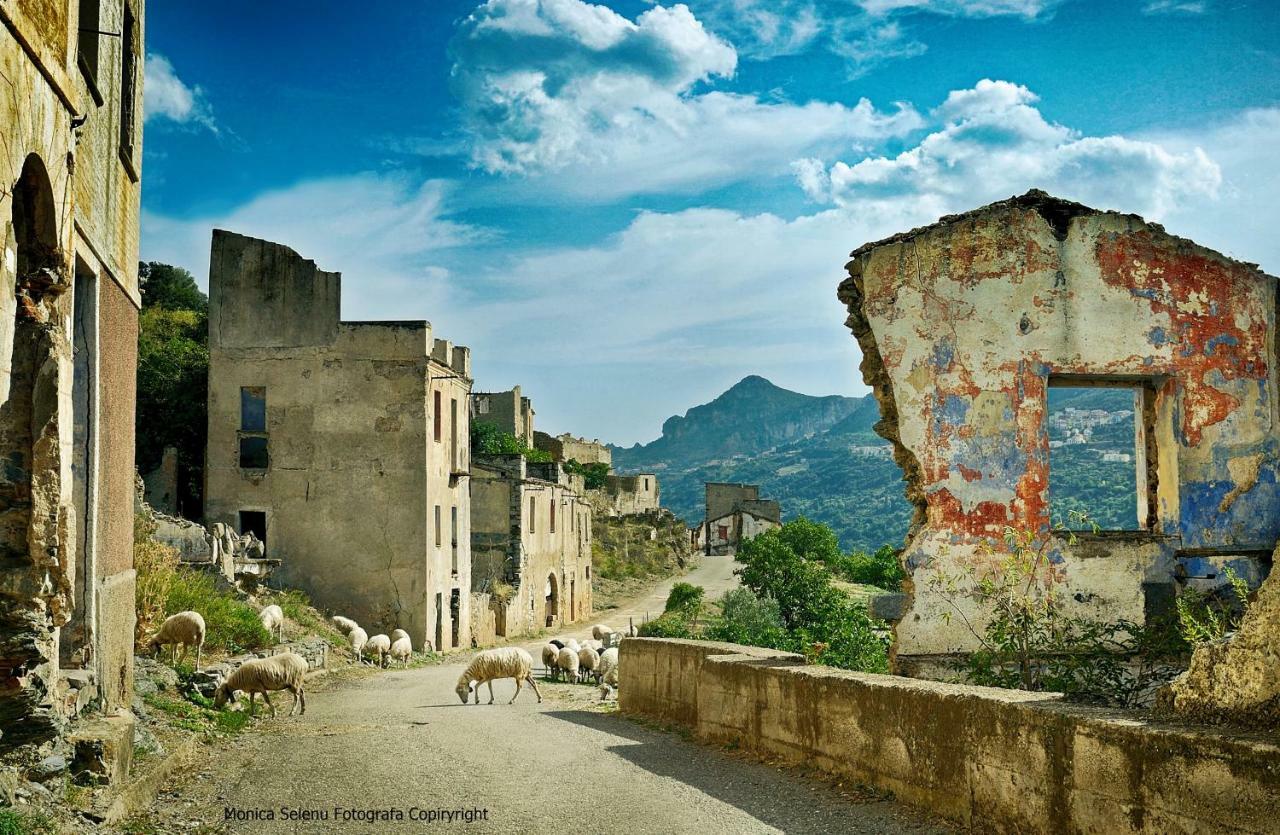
[
  {"x1": 0, "y1": 809, "x2": 56, "y2": 835},
  {"x1": 261, "y1": 588, "x2": 346, "y2": 647},
  {"x1": 165, "y1": 569, "x2": 270, "y2": 654},
  {"x1": 144, "y1": 692, "x2": 253, "y2": 736}
]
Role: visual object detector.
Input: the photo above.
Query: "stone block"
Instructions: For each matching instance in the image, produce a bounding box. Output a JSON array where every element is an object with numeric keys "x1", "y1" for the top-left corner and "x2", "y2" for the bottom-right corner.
[{"x1": 68, "y1": 713, "x2": 135, "y2": 788}]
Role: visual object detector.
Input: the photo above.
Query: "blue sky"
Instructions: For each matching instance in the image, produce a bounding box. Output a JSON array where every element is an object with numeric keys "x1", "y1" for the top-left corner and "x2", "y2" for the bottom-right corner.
[{"x1": 141, "y1": 0, "x2": 1280, "y2": 444}]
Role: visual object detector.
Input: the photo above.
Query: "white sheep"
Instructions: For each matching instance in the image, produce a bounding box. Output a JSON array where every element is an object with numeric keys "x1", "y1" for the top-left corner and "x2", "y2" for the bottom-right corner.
[
  {"x1": 454, "y1": 647, "x2": 541, "y2": 705},
  {"x1": 365, "y1": 633, "x2": 391, "y2": 668},
  {"x1": 259, "y1": 604, "x2": 284, "y2": 642},
  {"x1": 597, "y1": 647, "x2": 619, "y2": 700},
  {"x1": 591, "y1": 624, "x2": 616, "y2": 641},
  {"x1": 540, "y1": 643, "x2": 559, "y2": 675},
  {"x1": 577, "y1": 646, "x2": 600, "y2": 683},
  {"x1": 213, "y1": 652, "x2": 309, "y2": 717},
  {"x1": 348, "y1": 626, "x2": 369, "y2": 664},
  {"x1": 332, "y1": 615, "x2": 359, "y2": 635},
  {"x1": 146, "y1": 611, "x2": 206, "y2": 669},
  {"x1": 555, "y1": 646, "x2": 580, "y2": 683},
  {"x1": 584, "y1": 639, "x2": 603, "y2": 652},
  {"x1": 389, "y1": 633, "x2": 412, "y2": 667},
  {"x1": 566, "y1": 638, "x2": 580, "y2": 652}
]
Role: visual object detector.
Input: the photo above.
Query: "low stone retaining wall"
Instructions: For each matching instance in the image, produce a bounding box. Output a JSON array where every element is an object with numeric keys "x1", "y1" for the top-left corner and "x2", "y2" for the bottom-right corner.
[{"x1": 618, "y1": 638, "x2": 1280, "y2": 834}]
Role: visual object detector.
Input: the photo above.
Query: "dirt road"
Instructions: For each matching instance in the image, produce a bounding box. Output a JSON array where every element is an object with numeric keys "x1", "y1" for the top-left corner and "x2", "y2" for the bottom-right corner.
[{"x1": 143, "y1": 560, "x2": 949, "y2": 833}]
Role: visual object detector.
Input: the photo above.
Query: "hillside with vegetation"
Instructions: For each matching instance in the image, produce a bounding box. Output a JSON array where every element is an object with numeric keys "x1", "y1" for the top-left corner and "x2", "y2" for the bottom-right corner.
[{"x1": 612, "y1": 377, "x2": 1141, "y2": 552}]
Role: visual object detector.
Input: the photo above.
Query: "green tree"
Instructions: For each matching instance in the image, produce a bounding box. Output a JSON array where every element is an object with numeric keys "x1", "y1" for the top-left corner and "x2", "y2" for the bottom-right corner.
[
  {"x1": 564, "y1": 459, "x2": 609, "y2": 490},
  {"x1": 140, "y1": 261, "x2": 207, "y2": 313},
  {"x1": 470, "y1": 421, "x2": 553, "y2": 462}
]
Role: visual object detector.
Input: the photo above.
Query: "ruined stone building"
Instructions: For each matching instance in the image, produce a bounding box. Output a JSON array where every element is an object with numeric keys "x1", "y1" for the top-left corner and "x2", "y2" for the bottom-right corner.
[
  {"x1": 533, "y1": 431, "x2": 612, "y2": 467},
  {"x1": 0, "y1": 0, "x2": 144, "y2": 750},
  {"x1": 702, "y1": 483, "x2": 781, "y2": 556},
  {"x1": 469, "y1": 456, "x2": 593, "y2": 641},
  {"x1": 596, "y1": 473, "x2": 661, "y2": 517},
  {"x1": 839, "y1": 190, "x2": 1280, "y2": 674},
  {"x1": 205, "y1": 231, "x2": 474, "y2": 651},
  {"x1": 470, "y1": 387, "x2": 534, "y2": 447}
]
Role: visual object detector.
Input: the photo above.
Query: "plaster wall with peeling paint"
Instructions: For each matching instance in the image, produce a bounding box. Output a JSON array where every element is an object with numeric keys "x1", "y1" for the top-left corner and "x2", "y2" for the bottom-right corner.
[
  {"x1": 839, "y1": 191, "x2": 1279, "y2": 667},
  {"x1": 205, "y1": 230, "x2": 472, "y2": 651}
]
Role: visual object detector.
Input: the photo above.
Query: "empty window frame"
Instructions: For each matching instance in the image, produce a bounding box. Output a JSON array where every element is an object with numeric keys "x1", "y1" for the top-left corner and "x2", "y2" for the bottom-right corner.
[
  {"x1": 433, "y1": 390, "x2": 442, "y2": 442},
  {"x1": 239, "y1": 510, "x2": 267, "y2": 545},
  {"x1": 434, "y1": 505, "x2": 442, "y2": 548},
  {"x1": 718, "y1": 524, "x2": 729, "y2": 541},
  {"x1": 1047, "y1": 379, "x2": 1156, "y2": 531},
  {"x1": 550, "y1": 498, "x2": 556, "y2": 534},
  {"x1": 450, "y1": 397, "x2": 459, "y2": 471},
  {"x1": 238, "y1": 386, "x2": 268, "y2": 469},
  {"x1": 529, "y1": 496, "x2": 536, "y2": 534},
  {"x1": 77, "y1": 0, "x2": 101, "y2": 94},
  {"x1": 450, "y1": 506, "x2": 458, "y2": 573},
  {"x1": 119, "y1": 4, "x2": 138, "y2": 155}
]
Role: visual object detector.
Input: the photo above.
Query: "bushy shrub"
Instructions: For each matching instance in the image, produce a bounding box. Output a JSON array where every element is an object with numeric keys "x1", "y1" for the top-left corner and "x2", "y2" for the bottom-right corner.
[
  {"x1": 664, "y1": 582, "x2": 705, "y2": 615},
  {"x1": 706, "y1": 588, "x2": 788, "y2": 649},
  {"x1": 166, "y1": 570, "x2": 270, "y2": 654},
  {"x1": 564, "y1": 459, "x2": 609, "y2": 490},
  {"x1": 834, "y1": 545, "x2": 905, "y2": 591},
  {"x1": 637, "y1": 612, "x2": 695, "y2": 638},
  {"x1": 471, "y1": 421, "x2": 552, "y2": 462},
  {"x1": 134, "y1": 513, "x2": 180, "y2": 644}
]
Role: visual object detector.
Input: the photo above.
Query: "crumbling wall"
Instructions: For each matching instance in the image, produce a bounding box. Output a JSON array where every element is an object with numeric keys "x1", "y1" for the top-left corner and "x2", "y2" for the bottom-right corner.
[{"x1": 839, "y1": 191, "x2": 1280, "y2": 666}]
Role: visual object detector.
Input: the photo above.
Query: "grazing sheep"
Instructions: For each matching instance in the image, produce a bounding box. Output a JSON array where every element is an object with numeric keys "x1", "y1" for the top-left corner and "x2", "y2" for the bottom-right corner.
[
  {"x1": 365, "y1": 633, "x2": 391, "y2": 668},
  {"x1": 540, "y1": 643, "x2": 559, "y2": 675},
  {"x1": 577, "y1": 646, "x2": 600, "y2": 683},
  {"x1": 455, "y1": 647, "x2": 541, "y2": 705},
  {"x1": 584, "y1": 639, "x2": 603, "y2": 652},
  {"x1": 348, "y1": 626, "x2": 369, "y2": 663},
  {"x1": 259, "y1": 604, "x2": 285, "y2": 642},
  {"x1": 591, "y1": 624, "x2": 616, "y2": 641},
  {"x1": 566, "y1": 638, "x2": 580, "y2": 652},
  {"x1": 213, "y1": 652, "x2": 309, "y2": 717},
  {"x1": 389, "y1": 633, "x2": 413, "y2": 667},
  {"x1": 548, "y1": 639, "x2": 565, "y2": 650},
  {"x1": 390, "y1": 628, "x2": 409, "y2": 642},
  {"x1": 597, "y1": 647, "x2": 619, "y2": 699},
  {"x1": 555, "y1": 646, "x2": 580, "y2": 683},
  {"x1": 332, "y1": 615, "x2": 359, "y2": 635},
  {"x1": 146, "y1": 611, "x2": 206, "y2": 669}
]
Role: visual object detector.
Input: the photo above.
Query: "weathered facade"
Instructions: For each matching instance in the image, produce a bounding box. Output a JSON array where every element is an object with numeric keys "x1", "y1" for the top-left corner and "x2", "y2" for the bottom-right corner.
[
  {"x1": 205, "y1": 231, "x2": 473, "y2": 651},
  {"x1": 702, "y1": 483, "x2": 780, "y2": 556},
  {"x1": 533, "y1": 431, "x2": 612, "y2": 467},
  {"x1": 839, "y1": 190, "x2": 1280, "y2": 671},
  {"x1": 471, "y1": 387, "x2": 534, "y2": 447},
  {"x1": 470, "y1": 455, "x2": 593, "y2": 640},
  {"x1": 0, "y1": 0, "x2": 144, "y2": 749}
]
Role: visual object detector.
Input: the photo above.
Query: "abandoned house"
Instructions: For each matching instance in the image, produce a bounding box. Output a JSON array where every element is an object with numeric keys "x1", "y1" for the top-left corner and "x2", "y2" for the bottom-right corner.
[
  {"x1": 0, "y1": 0, "x2": 144, "y2": 749},
  {"x1": 470, "y1": 387, "x2": 534, "y2": 447},
  {"x1": 839, "y1": 189, "x2": 1280, "y2": 674},
  {"x1": 702, "y1": 483, "x2": 781, "y2": 556},
  {"x1": 469, "y1": 455, "x2": 593, "y2": 641},
  {"x1": 533, "y1": 431, "x2": 612, "y2": 468},
  {"x1": 205, "y1": 230, "x2": 474, "y2": 651}
]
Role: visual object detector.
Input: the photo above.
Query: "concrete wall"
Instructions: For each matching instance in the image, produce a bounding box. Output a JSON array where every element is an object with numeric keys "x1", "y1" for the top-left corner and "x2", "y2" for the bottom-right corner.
[
  {"x1": 206, "y1": 231, "x2": 472, "y2": 651},
  {"x1": 0, "y1": 0, "x2": 142, "y2": 748},
  {"x1": 600, "y1": 473, "x2": 660, "y2": 516},
  {"x1": 705, "y1": 510, "x2": 779, "y2": 556},
  {"x1": 621, "y1": 638, "x2": 1280, "y2": 834},
  {"x1": 534, "y1": 431, "x2": 612, "y2": 467},
  {"x1": 838, "y1": 191, "x2": 1280, "y2": 665},
  {"x1": 471, "y1": 387, "x2": 533, "y2": 447},
  {"x1": 706, "y1": 483, "x2": 758, "y2": 522}
]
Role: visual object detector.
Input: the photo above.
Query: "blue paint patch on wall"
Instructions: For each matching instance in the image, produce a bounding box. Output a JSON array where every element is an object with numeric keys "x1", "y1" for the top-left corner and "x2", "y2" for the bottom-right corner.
[
  {"x1": 931, "y1": 339, "x2": 955, "y2": 371},
  {"x1": 1147, "y1": 326, "x2": 1169, "y2": 347},
  {"x1": 1179, "y1": 461, "x2": 1280, "y2": 549},
  {"x1": 1204, "y1": 333, "x2": 1239, "y2": 356}
]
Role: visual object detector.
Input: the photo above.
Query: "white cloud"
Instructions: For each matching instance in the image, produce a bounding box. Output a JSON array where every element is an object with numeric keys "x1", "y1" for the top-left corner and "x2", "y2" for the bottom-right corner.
[
  {"x1": 449, "y1": 0, "x2": 922, "y2": 197},
  {"x1": 144, "y1": 54, "x2": 217, "y2": 132},
  {"x1": 797, "y1": 79, "x2": 1221, "y2": 221},
  {"x1": 856, "y1": 0, "x2": 1062, "y2": 17},
  {"x1": 1142, "y1": 0, "x2": 1207, "y2": 14}
]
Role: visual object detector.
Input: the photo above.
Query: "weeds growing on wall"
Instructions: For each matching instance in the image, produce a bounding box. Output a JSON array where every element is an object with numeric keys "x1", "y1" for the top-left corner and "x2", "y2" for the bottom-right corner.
[
  {"x1": 1176, "y1": 566, "x2": 1252, "y2": 644},
  {"x1": 134, "y1": 513, "x2": 181, "y2": 643}
]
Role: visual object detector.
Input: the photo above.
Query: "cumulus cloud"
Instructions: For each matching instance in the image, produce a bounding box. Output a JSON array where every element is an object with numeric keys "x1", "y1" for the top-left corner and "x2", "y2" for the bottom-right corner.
[
  {"x1": 1142, "y1": 1, "x2": 1207, "y2": 13},
  {"x1": 144, "y1": 54, "x2": 217, "y2": 132},
  {"x1": 449, "y1": 0, "x2": 922, "y2": 197},
  {"x1": 796, "y1": 79, "x2": 1221, "y2": 221},
  {"x1": 856, "y1": 0, "x2": 1063, "y2": 17}
]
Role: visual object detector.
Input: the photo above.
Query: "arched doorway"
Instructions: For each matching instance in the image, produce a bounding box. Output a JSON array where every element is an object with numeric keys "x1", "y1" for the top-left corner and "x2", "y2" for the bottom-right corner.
[
  {"x1": 544, "y1": 573, "x2": 558, "y2": 627},
  {"x1": 0, "y1": 153, "x2": 65, "y2": 749}
]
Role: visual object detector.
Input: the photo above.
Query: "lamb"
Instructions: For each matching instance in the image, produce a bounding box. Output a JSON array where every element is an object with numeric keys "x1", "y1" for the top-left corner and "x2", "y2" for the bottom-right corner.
[
  {"x1": 591, "y1": 624, "x2": 616, "y2": 641},
  {"x1": 597, "y1": 647, "x2": 619, "y2": 700},
  {"x1": 454, "y1": 647, "x2": 541, "y2": 705},
  {"x1": 577, "y1": 646, "x2": 600, "y2": 683},
  {"x1": 146, "y1": 611, "x2": 206, "y2": 669},
  {"x1": 364, "y1": 633, "x2": 391, "y2": 668},
  {"x1": 213, "y1": 652, "x2": 309, "y2": 717},
  {"x1": 348, "y1": 626, "x2": 369, "y2": 664},
  {"x1": 332, "y1": 615, "x2": 359, "y2": 635},
  {"x1": 540, "y1": 643, "x2": 559, "y2": 675},
  {"x1": 555, "y1": 646, "x2": 580, "y2": 684},
  {"x1": 259, "y1": 604, "x2": 284, "y2": 642},
  {"x1": 389, "y1": 632, "x2": 413, "y2": 667}
]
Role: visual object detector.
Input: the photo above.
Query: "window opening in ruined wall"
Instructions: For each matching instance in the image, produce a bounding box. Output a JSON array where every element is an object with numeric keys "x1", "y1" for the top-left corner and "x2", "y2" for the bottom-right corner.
[
  {"x1": 238, "y1": 386, "x2": 268, "y2": 469},
  {"x1": 433, "y1": 390, "x2": 442, "y2": 442},
  {"x1": 119, "y1": 4, "x2": 138, "y2": 162},
  {"x1": 450, "y1": 506, "x2": 458, "y2": 573},
  {"x1": 1047, "y1": 380, "x2": 1155, "y2": 531},
  {"x1": 435, "y1": 505, "x2": 442, "y2": 548},
  {"x1": 77, "y1": 0, "x2": 102, "y2": 98},
  {"x1": 239, "y1": 510, "x2": 266, "y2": 545}
]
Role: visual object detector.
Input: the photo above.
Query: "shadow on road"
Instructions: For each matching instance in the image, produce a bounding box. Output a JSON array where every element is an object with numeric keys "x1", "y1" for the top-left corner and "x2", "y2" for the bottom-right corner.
[{"x1": 543, "y1": 710, "x2": 947, "y2": 834}]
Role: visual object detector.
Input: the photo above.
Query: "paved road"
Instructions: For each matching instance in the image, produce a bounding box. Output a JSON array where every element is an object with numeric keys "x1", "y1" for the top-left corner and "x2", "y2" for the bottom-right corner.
[{"x1": 146, "y1": 560, "x2": 950, "y2": 833}]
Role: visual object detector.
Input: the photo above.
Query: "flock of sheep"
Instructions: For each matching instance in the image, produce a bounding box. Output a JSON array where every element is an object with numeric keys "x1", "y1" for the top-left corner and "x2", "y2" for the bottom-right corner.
[
  {"x1": 454, "y1": 623, "x2": 623, "y2": 706},
  {"x1": 330, "y1": 615, "x2": 415, "y2": 668}
]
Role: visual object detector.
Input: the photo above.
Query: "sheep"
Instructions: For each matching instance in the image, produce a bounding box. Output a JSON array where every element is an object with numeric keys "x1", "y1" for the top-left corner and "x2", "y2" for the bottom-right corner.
[
  {"x1": 348, "y1": 626, "x2": 369, "y2": 664},
  {"x1": 565, "y1": 638, "x2": 580, "y2": 652},
  {"x1": 146, "y1": 611, "x2": 206, "y2": 669},
  {"x1": 591, "y1": 624, "x2": 616, "y2": 641},
  {"x1": 597, "y1": 647, "x2": 619, "y2": 700},
  {"x1": 389, "y1": 633, "x2": 412, "y2": 667},
  {"x1": 548, "y1": 639, "x2": 565, "y2": 650},
  {"x1": 259, "y1": 604, "x2": 284, "y2": 642},
  {"x1": 332, "y1": 615, "x2": 359, "y2": 635},
  {"x1": 584, "y1": 639, "x2": 603, "y2": 652},
  {"x1": 213, "y1": 652, "x2": 309, "y2": 717},
  {"x1": 454, "y1": 647, "x2": 541, "y2": 705},
  {"x1": 364, "y1": 633, "x2": 391, "y2": 668},
  {"x1": 555, "y1": 646, "x2": 580, "y2": 684},
  {"x1": 540, "y1": 643, "x2": 559, "y2": 676},
  {"x1": 577, "y1": 646, "x2": 600, "y2": 683}
]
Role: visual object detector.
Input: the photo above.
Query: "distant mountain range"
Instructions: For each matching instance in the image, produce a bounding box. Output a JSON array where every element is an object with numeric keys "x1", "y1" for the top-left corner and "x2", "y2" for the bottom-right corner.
[{"x1": 611, "y1": 376, "x2": 1137, "y2": 552}]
